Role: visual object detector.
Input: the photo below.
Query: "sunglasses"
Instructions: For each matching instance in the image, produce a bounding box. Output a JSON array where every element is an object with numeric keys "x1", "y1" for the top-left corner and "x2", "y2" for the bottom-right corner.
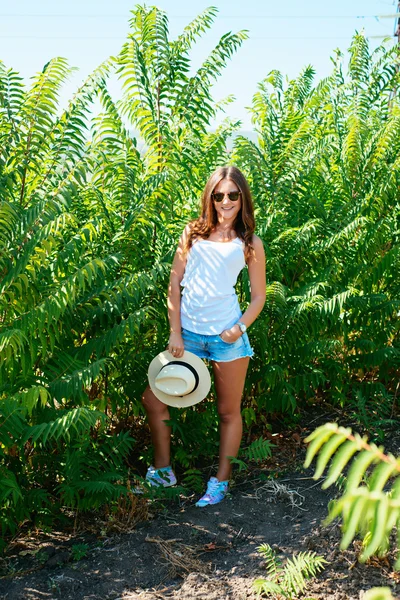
[{"x1": 211, "y1": 191, "x2": 241, "y2": 202}]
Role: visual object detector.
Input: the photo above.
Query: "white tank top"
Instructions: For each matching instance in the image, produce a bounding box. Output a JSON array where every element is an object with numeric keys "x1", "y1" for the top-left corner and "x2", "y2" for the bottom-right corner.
[{"x1": 180, "y1": 237, "x2": 245, "y2": 335}]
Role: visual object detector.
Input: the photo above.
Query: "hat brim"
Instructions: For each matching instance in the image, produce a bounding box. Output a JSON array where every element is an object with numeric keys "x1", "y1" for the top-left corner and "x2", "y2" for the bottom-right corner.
[{"x1": 148, "y1": 350, "x2": 211, "y2": 408}]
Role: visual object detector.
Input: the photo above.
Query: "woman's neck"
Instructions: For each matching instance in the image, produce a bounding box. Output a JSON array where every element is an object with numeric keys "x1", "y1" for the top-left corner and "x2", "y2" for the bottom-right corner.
[
  {"x1": 215, "y1": 220, "x2": 235, "y2": 232},
  {"x1": 212, "y1": 223, "x2": 236, "y2": 241}
]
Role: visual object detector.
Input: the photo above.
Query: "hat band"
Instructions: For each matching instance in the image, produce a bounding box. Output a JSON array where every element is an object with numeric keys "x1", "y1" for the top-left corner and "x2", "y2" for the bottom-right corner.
[{"x1": 160, "y1": 360, "x2": 200, "y2": 394}]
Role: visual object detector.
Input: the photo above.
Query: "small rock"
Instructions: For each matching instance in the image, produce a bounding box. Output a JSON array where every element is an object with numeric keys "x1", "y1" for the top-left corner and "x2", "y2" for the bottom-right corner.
[
  {"x1": 46, "y1": 550, "x2": 71, "y2": 568},
  {"x1": 306, "y1": 538, "x2": 319, "y2": 551},
  {"x1": 40, "y1": 545, "x2": 56, "y2": 559}
]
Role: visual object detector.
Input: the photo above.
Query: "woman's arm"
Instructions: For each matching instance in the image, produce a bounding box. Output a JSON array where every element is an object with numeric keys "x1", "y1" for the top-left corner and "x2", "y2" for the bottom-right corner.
[
  {"x1": 220, "y1": 235, "x2": 266, "y2": 343},
  {"x1": 167, "y1": 225, "x2": 190, "y2": 358}
]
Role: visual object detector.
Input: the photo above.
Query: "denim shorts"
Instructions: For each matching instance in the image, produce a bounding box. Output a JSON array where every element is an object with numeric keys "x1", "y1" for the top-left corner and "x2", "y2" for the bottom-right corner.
[{"x1": 181, "y1": 328, "x2": 254, "y2": 363}]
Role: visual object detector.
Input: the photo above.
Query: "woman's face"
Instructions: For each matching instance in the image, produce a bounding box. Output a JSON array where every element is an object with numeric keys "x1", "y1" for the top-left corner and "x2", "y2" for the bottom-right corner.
[{"x1": 212, "y1": 178, "x2": 242, "y2": 225}]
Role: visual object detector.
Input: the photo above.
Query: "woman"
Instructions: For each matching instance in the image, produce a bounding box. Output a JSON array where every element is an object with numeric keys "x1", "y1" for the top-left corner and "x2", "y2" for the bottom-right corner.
[{"x1": 142, "y1": 166, "x2": 266, "y2": 506}]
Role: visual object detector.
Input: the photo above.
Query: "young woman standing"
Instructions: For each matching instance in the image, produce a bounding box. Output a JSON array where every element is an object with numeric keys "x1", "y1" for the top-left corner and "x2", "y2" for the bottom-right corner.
[{"x1": 142, "y1": 166, "x2": 266, "y2": 506}]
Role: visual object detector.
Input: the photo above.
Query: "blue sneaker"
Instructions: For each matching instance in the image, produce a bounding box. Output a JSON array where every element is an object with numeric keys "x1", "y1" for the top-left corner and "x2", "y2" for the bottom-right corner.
[
  {"x1": 195, "y1": 477, "x2": 228, "y2": 507},
  {"x1": 145, "y1": 465, "x2": 177, "y2": 488}
]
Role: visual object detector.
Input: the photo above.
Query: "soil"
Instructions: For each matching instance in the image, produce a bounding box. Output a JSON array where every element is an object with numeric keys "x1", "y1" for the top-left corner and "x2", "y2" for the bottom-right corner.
[{"x1": 1, "y1": 414, "x2": 400, "y2": 600}]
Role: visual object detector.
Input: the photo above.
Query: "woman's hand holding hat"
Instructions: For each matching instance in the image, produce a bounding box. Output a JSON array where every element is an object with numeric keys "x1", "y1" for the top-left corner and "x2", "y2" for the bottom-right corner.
[
  {"x1": 148, "y1": 349, "x2": 211, "y2": 408},
  {"x1": 168, "y1": 331, "x2": 184, "y2": 358}
]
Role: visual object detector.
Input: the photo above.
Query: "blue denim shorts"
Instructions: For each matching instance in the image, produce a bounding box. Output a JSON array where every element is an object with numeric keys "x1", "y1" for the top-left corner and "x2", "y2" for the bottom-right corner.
[{"x1": 181, "y1": 328, "x2": 254, "y2": 363}]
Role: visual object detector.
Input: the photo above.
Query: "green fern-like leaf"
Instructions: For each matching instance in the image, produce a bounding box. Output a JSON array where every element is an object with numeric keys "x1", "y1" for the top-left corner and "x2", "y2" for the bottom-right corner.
[
  {"x1": 24, "y1": 407, "x2": 105, "y2": 445},
  {"x1": 253, "y1": 579, "x2": 283, "y2": 597},
  {"x1": 363, "y1": 588, "x2": 395, "y2": 600},
  {"x1": 181, "y1": 469, "x2": 204, "y2": 492},
  {"x1": 254, "y1": 543, "x2": 326, "y2": 599},
  {"x1": 281, "y1": 551, "x2": 326, "y2": 596},
  {"x1": 243, "y1": 438, "x2": 274, "y2": 463},
  {"x1": 257, "y1": 543, "x2": 283, "y2": 580},
  {"x1": 305, "y1": 423, "x2": 400, "y2": 565}
]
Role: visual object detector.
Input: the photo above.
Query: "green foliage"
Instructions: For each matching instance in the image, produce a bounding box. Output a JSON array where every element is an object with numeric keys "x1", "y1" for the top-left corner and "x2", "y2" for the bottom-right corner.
[
  {"x1": 305, "y1": 423, "x2": 400, "y2": 566},
  {"x1": 363, "y1": 588, "x2": 395, "y2": 600},
  {"x1": 348, "y1": 389, "x2": 397, "y2": 442},
  {"x1": 228, "y1": 436, "x2": 275, "y2": 473},
  {"x1": 71, "y1": 543, "x2": 89, "y2": 561},
  {"x1": 254, "y1": 543, "x2": 326, "y2": 598},
  {"x1": 242, "y1": 437, "x2": 274, "y2": 463},
  {"x1": 1, "y1": 2, "x2": 400, "y2": 547},
  {"x1": 166, "y1": 403, "x2": 220, "y2": 469},
  {"x1": 0, "y1": 4, "x2": 247, "y2": 542},
  {"x1": 234, "y1": 37, "x2": 400, "y2": 416},
  {"x1": 181, "y1": 468, "x2": 204, "y2": 493}
]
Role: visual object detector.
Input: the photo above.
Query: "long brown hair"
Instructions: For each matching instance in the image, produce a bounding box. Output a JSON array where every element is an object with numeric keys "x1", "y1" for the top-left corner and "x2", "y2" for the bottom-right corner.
[{"x1": 185, "y1": 166, "x2": 255, "y2": 261}]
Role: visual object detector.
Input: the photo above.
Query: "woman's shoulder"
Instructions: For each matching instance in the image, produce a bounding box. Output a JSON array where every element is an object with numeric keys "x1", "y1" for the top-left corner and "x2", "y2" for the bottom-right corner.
[
  {"x1": 179, "y1": 220, "x2": 202, "y2": 251},
  {"x1": 183, "y1": 218, "x2": 208, "y2": 241},
  {"x1": 246, "y1": 234, "x2": 265, "y2": 264},
  {"x1": 251, "y1": 234, "x2": 263, "y2": 248}
]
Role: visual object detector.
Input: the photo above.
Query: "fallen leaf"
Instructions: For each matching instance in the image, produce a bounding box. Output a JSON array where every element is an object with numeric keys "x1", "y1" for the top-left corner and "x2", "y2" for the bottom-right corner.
[{"x1": 204, "y1": 542, "x2": 216, "y2": 551}]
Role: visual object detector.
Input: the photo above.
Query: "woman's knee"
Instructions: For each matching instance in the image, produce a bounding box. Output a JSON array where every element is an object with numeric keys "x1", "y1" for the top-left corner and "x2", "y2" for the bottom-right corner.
[
  {"x1": 218, "y1": 406, "x2": 242, "y2": 425},
  {"x1": 142, "y1": 386, "x2": 167, "y2": 415}
]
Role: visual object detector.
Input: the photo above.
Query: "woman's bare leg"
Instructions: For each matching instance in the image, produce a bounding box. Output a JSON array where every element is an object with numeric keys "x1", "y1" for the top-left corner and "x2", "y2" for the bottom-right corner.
[
  {"x1": 212, "y1": 357, "x2": 250, "y2": 481},
  {"x1": 142, "y1": 386, "x2": 171, "y2": 468}
]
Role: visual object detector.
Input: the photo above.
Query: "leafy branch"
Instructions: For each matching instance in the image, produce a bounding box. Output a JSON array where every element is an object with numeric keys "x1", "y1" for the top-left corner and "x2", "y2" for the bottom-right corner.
[
  {"x1": 254, "y1": 543, "x2": 326, "y2": 598},
  {"x1": 305, "y1": 423, "x2": 400, "y2": 565}
]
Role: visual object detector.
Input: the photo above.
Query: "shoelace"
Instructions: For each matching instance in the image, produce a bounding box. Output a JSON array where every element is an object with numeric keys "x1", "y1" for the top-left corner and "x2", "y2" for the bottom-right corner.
[{"x1": 205, "y1": 479, "x2": 222, "y2": 497}]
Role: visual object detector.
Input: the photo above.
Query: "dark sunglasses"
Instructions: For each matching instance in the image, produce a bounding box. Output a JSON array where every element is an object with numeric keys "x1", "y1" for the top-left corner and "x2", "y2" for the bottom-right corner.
[{"x1": 211, "y1": 191, "x2": 241, "y2": 202}]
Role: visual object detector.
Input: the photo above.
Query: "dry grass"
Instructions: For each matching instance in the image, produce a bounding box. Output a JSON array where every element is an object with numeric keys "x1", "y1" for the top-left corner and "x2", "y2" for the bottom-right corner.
[
  {"x1": 254, "y1": 480, "x2": 306, "y2": 509},
  {"x1": 145, "y1": 536, "x2": 211, "y2": 578},
  {"x1": 103, "y1": 489, "x2": 149, "y2": 534}
]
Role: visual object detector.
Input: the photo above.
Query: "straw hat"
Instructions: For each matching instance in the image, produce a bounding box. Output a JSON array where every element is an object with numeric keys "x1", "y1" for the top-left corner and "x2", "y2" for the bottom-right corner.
[{"x1": 148, "y1": 350, "x2": 211, "y2": 408}]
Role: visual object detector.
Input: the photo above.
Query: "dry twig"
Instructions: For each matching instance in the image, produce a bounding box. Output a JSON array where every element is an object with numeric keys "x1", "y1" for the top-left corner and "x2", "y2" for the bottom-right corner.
[{"x1": 254, "y1": 480, "x2": 306, "y2": 510}]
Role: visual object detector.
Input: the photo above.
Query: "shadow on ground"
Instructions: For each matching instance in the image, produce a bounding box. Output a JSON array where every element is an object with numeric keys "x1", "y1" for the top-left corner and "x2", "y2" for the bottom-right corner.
[{"x1": 1, "y1": 470, "x2": 398, "y2": 600}]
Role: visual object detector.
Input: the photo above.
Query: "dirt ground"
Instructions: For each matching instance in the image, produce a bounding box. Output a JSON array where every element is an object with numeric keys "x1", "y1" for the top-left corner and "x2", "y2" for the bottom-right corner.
[{"x1": 1, "y1": 415, "x2": 400, "y2": 600}]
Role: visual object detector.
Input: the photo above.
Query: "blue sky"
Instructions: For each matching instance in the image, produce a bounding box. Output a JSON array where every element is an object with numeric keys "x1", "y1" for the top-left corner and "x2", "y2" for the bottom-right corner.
[{"x1": 0, "y1": 0, "x2": 398, "y2": 128}]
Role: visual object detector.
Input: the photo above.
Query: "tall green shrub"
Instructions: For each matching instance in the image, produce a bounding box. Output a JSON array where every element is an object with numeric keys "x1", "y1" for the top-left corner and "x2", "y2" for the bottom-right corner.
[
  {"x1": 234, "y1": 36, "x2": 400, "y2": 416},
  {"x1": 0, "y1": 5, "x2": 247, "y2": 543}
]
